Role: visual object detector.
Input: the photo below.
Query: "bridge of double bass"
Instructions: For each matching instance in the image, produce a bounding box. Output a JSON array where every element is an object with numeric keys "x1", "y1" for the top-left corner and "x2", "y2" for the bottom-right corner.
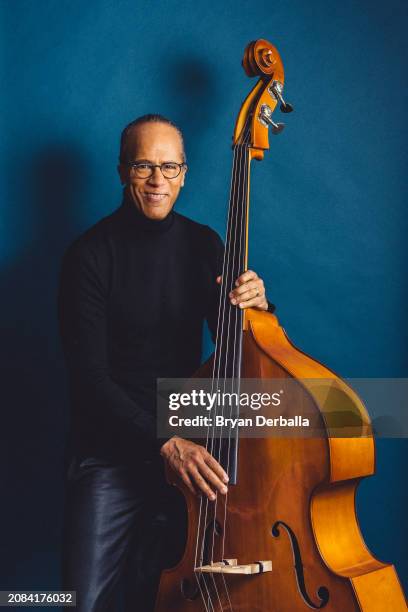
[{"x1": 195, "y1": 559, "x2": 272, "y2": 575}]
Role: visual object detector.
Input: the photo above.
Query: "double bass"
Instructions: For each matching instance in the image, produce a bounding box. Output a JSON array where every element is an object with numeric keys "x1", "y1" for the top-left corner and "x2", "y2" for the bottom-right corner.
[{"x1": 154, "y1": 39, "x2": 407, "y2": 611}]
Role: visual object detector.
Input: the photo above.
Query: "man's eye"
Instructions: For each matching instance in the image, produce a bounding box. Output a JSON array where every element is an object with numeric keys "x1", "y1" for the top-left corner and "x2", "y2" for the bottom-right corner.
[
  {"x1": 136, "y1": 164, "x2": 151, "y2": 170},
  {"x1": 162, "y1": 163, "x2": 178, "y2": 170}
]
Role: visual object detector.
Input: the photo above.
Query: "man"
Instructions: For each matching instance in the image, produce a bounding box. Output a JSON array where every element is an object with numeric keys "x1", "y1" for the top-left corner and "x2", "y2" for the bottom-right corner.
[{"x1": 58, "y1": 114, "x2": 274, "y2": 611}]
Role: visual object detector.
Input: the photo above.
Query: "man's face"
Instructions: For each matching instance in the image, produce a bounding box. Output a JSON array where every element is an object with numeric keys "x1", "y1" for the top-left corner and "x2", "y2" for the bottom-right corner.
[{"x1": 118, "y1": 122, "x2": 186, "y2": 220}]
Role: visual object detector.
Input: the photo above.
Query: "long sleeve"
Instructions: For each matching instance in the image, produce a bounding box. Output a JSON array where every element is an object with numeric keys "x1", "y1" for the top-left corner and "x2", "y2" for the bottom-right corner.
[{"x1": 58, "y1": 242, "x2": 157, "y2": 442}]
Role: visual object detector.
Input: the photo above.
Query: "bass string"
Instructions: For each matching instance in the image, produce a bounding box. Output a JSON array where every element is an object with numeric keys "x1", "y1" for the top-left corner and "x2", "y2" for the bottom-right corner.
[
  {"x1": 207, "y1": 140, "x2": 248, "y2": 611},
  {"x1": 194, "y1": 123, "x2": 251, "y2": 611},
  {"x1": 209, "y1": 129, "x2": 250, "y2": 607},
  {"x1": 199, "y1": 142, "x2": 241, "y2": 547},
  {"x1": 193, "y1": 144, "x2": 240, "y2": 611},
  {"x1": 199, "y1": 141, "x2": 245, "y2": 610},
  {"x1": 208, "y1": 141, "x2": 245, "y2": 509},
  {"x1": 207, "y1": 142, "x2": 246, "y2": 611},
  {"x1": 219, "y1": 136, "x2": 250, "y2": 564},
  {"x1": 211, "y1": 141, "x2": 248, "y2": 547},
  {"x1": 211, "y1": 137, "x2": 248, "y2": 454},
  {"x1": 211, "y1": 132, "x2": 249, "y2": 566}
]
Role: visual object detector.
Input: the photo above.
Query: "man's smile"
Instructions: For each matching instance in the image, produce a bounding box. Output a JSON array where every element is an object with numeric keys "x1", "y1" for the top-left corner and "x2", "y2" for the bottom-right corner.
[{"x1": 142, "y1": 192, "x2": 168, "y2": 203}]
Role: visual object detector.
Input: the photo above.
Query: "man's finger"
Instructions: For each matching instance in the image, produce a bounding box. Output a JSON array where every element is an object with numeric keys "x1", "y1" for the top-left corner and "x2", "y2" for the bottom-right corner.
[
  {"x1": 204, "y1": 452, "x2": 229, "y2": 483},
  {"x1": 231, "y1": 287, "x2": 263, "y2": 305},
  {"x1": 189, "y1": 466, "x2": 216, "y2": 500},
  {"x1": 231, "y1": 280, "x2": 263, "y2": 297},
  {"x1": 180, "y1": 469, "x2": 198, "y2": 496},
  {"x1": 235, "y1": 270, "x2": 257, "y2": 286},
  {"x1": 237, "y1": 296, "x2": 265, "y2": 309},
  {"x1": 197, "y1": 461, "x2": 228, "y2": 495}
]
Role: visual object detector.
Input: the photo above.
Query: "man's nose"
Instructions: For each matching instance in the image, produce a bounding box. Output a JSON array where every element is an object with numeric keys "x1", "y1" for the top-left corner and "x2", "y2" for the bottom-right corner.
[{"x1": 148, "y1": 167, "x2": 166, "y2": 186}]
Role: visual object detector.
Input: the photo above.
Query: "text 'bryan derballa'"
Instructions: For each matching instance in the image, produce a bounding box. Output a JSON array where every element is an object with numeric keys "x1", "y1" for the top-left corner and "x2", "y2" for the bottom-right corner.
[{"x1": 168, "y1": 415, "x2": 310, "y2": 428}]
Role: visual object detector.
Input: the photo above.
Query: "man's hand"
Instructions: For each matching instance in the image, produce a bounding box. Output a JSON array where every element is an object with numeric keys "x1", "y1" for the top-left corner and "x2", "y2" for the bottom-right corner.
[
  {"x1": 217, "y1": 270, "x2": 268, "y2": 311},
  {"x1": 160, "y1": 437, "x2": 229, "y2": 501}
]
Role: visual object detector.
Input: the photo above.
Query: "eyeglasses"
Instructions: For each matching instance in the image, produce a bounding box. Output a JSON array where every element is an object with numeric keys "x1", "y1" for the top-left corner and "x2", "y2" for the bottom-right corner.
[{"x1": 126, "y1": 161, "x2": 186, "y2": 179}]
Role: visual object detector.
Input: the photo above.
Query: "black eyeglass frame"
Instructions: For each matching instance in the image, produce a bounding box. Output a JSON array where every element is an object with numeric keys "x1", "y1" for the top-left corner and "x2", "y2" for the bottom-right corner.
[{"x1": 125, "y1": 161, "x2": 187, "y2": 179}]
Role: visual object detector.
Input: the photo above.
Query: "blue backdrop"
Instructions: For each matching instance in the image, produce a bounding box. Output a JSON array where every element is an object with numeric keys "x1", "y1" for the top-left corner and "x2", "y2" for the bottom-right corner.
[{"x1": 1, "y1": 0, "x2": 407, "y2": 600}]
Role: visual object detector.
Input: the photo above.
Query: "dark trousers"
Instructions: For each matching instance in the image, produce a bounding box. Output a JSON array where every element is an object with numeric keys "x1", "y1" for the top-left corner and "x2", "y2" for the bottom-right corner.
[{"x1": 61, "y1": 455, "x2": 186, "y2": 612}]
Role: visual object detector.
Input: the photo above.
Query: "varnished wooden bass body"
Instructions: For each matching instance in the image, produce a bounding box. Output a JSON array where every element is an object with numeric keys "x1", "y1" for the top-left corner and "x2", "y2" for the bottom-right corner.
[
  {"x1": 154, "y1": 40, "x2": 407, "y2": 611},
  {"x1": 155, "y1": 310, "x2": 406, "y2": 611}
]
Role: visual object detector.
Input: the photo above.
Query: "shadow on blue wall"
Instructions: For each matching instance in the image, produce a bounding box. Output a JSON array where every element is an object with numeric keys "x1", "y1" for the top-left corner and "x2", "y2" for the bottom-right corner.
[{"x1": 0, "y1": 144, "x2": 88, "y2": 598}]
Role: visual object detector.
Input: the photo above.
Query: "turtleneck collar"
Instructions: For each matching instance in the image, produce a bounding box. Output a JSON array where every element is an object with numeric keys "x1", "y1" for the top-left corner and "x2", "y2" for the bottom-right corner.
[{"x1": 118, "y1": 195, "x2": 175, "y2": 233}]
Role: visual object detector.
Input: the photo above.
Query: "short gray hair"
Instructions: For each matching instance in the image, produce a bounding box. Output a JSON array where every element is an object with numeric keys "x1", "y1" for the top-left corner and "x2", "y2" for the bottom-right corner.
[{"x1": 119, "y1": 114, "x2": 186, "y2": 163}]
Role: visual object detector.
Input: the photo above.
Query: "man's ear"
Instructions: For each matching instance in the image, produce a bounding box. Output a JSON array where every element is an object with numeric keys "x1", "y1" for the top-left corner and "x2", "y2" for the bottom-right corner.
[
  {"x1": 180, "y1": 164, "x2": 187, "y2": 188},
  {"x1": 117, "y1": 164, "x2": 127, "y2": 186}
]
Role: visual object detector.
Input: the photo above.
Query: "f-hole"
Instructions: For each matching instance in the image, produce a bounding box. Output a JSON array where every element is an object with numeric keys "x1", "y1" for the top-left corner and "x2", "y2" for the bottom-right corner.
[{"x1": 272, "y1": 520, "x2": 329, "y2": 609}]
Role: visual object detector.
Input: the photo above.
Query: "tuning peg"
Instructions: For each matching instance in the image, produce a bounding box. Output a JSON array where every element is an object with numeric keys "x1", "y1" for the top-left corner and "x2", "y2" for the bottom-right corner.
[
  {"x1": 280, "y1": 101, "x2": 294, "y2": 114},
  {"x1": 269, "y1": 81, "x2": 294, "y2": 114},
  {"x1": 259, "y1": 104, "x2": 285, "y2": 135},
  {"x1": 270, "y1": 121, "x2": 285, "y2": 135}
]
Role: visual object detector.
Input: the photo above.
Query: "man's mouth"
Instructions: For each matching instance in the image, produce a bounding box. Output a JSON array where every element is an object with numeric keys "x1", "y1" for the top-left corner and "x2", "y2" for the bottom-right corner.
[{"x1": 143, "y1": 192, "x2": 168, "y2": 202}]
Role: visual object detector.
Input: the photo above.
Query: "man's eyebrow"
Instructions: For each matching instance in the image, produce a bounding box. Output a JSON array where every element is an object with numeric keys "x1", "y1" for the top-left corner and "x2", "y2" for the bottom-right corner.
[{"x1": 131, "y1": 158, "x2": 183, "y2": 164}]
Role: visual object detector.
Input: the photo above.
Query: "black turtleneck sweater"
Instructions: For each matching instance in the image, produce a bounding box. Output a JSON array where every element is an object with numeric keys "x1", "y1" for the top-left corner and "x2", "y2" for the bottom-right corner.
[{"x1": 58, "y1": 199, "x2": 224, "y2": 463}]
